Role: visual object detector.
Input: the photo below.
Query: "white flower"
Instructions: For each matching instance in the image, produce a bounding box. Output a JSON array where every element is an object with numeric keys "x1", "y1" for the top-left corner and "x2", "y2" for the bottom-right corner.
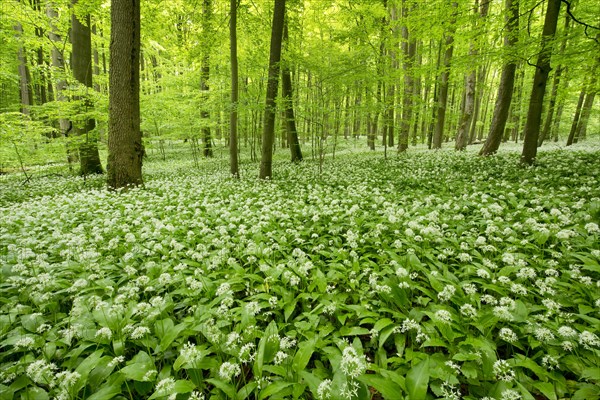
[
  {"x1": 500, "y1": 389, "x2": 522, "y2": 400},
  {"x1": 155, "y1": 377, "x2": 176, "y2": 394},
  {"x1": 460, "y1": 304, "x2": 477, "y2": 318},
  {"x1": 317, "y1": 379, "x2": 332, "y2": 399},
  {"x1": 219, "y1": 361, "x2": 241, "y2": 382},
  {"x1": 108, "y1": 356, "x2": 125, "y2": 368},
  {"x1": 584, "y1": 223, "x2": 599, "y2": 234},
  {"x1": 15, "y1": 337, "x2": 35, "y2": 349},
  {"x1": 26, "y1": 360, "x2": 57, "y2": 387},
  {"x1": 434, "y1": 310, "x2": 452, "y2": 324},
  {"x1": 340, "y1": 346, "x2": 367, "y2": 378},
  {"x1": 438, "y1": 285, "x2": 456, "y2": 302},
  {"x1": 499, "y1": 327, "x2": 518, "y2": 343},
  {"x1": 95, "y1": 327, "x2": 113, "y2": 340},
  {"x1": 273, "y1": 351, "x2": 288, "y2": 365},
  {"x1": 493, "y1": 359, "x2": 515, "y2": 382},
  {"x1": 579, "y1": 331, "x2": 600, "y2": 349},
  {"x1": 130, "y1": 326, "x2": 150, "y2": 339},
  {"x1": 534, "y1": 327, "x2": 554, "y2": 343},
  {"x1": 216, "y1": 283, "x2": 232, "y2": 296}
]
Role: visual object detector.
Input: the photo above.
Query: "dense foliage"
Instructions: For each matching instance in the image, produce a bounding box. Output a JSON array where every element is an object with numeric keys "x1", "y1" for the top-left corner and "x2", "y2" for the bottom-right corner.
[{"x1": 1, "y1": 147, "x2": 599, "y2": 399}]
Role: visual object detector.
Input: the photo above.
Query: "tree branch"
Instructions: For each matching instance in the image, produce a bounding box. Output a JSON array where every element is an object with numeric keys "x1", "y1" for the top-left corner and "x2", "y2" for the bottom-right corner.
[{"x1": 561, "y1": 0, "x2": 600, "y2": 44}]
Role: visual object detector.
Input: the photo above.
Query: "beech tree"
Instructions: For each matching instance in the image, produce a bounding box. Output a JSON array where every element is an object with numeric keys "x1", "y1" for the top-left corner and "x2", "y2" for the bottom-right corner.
[
  {"x1": 230, "y1": 0, "x2": 240, "y2": 177},
  {"x1": 521, "y1": 0, "x2": 561, "y2": 166},
  {"x1": 107, "y1": 0, "x2": 143, "y2": 189},
  {"x1": 71, "y1": 0, "x2": 103, "y2": 175},
  {"x1": 479, "y1": 0, "x2": 519, "y2": 156},
  {"x1": 259, "y1": 0, "x2": 286, "y2": 180}
]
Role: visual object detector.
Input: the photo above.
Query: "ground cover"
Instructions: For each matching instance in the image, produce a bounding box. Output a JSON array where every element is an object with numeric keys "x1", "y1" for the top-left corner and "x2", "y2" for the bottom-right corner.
[{"x1": 1, "y1": 149, "x2": 599, "y2": 400}]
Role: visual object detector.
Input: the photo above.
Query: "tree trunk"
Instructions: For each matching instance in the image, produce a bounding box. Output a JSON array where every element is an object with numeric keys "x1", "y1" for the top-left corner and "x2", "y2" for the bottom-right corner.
[
  {"x1": 72, "y1": 1, "x2": 103, "y2": 175},
  {"x1": 282, "y1": 20, "x2": 302, "y2": 162},
  {"x1": 455, "y1": 0, "x2": 482, "y2": 150},
  {"x1": 538, "y1": 15, "x2": 569, "y2": 147},
  {"x1": 259, "y1": 0, "x2": 286, "y2": 179},
  {"x1": 432, "y1": 1, "x2": 457, "y2": 149},
  {"x1": 230, "y1": 0, "x2": 240, "y2": 177},
  {"x1": 566, "y1": 90, "x2": 585, "y2": 146},
  {"x1": 107, "y1": 0, "x2": 143, "y2": 189},
  {"x1": 521, "y1": 0, "x2": 560, "y2": 165},
  {"x1": 479, "y1": 0, "x2": 518, "y2": 156},
  {"x1": 398, "y1": 0, "x2": 416, "y2": 152},
  {"x1": 201, "y1": 0, "x2": 213, "y2": 157},
  {"x1": 14, "y1": 22, "x2": 33, "y2": 115},
  {"x1": 574, "y1": 90, "x2": 596, "y2": 143}
]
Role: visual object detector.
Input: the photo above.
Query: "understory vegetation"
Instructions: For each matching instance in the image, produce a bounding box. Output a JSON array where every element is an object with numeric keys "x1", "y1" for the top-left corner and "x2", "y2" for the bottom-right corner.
[{"x1": 1, "y1": 147, "x2": 599, "y2": 400}]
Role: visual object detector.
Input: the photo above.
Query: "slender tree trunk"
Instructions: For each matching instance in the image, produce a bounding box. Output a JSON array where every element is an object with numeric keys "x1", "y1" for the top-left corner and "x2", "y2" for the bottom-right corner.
[
  {"x1": 480, "y1": 0, "x2": 519, "y2": 156},
  {"x1": 574, "y1": 90, "x2": 596, "y2": 143},
  {"x1": 201, "y1": 0, "x2": 213, "y2": 157},
  {"x1": 432, "y1": 1, "x2": 457, "y2": 149},
  {"x1": 521, "y1": 0, "x2": 561, "y2": 165},
  {"x1": 229, "y1": 0, "x2": 239, "y2": 177},
  {"x1": 14, "y1": 22, "x2": 32, "y2": 115},
  {"x1": 72, "y1": 1, "x2": 103, "y2": 175},
  {"x1": 566, "y1": 90, "x2": 585, "y2": 146},
  {"x1": 107, "y1": 0, "x2": 143, "y2": 189},
  {"x1": 539, "y1": 15, "x2": 569, "y2": 147},
  {"x1": 455, "y1": 0, "x2": 481, "y2": 150},
  {"x1": 282, "y1": 20, "x2": 302, "y2": 162},
  {"x1": 259, "y1": 0, "x2": 286, "y2": 179},
  {"x1": 47, "y1": 4, "x2": 71, "y2": 142},
  {"x1": 398, "y1": 0, "x2": 416, "y2": 152}
]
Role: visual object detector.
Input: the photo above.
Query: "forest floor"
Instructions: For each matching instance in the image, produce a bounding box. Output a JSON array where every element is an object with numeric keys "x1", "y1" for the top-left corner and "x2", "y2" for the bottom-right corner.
[{"x1": 1, "y1": 143, "x2": 600, "y2": 399}]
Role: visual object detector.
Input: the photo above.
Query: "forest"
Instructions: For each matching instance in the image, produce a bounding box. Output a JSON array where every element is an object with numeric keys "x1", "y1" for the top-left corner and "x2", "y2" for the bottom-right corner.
[{"x1": 1, "y1": 0, "x2": 600, "y2": 399}]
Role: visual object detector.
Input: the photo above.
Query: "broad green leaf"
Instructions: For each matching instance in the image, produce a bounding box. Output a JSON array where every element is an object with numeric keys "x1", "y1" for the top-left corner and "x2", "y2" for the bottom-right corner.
[
  {"x1": 259, "y1": 381, "x2": 294, "y2": 400},
  {"x1": 532, "y1": 382, "x2": 557, "y2": 400},
  {"x1": 254, "y1": 320, "x2": 279, "y2": 377},
  {"x1": 292, "y1": 337, "x2": 317, "y2": 373},
  {"x1": 571, "y1": 384, "x2": 600, "y2": 400},
  {"x1": 86, "y1": 374, "x2": 125, "y2": 400},
  {"x1": 206, "y1": 378, "x2": 237, "y2": 398},
  {"x1": 406, "y1": 356, "x2": 430, "y2": 400},
  {"x1": 358, "y1": 374, "x2": 403, "y2": 400},
  {"x1": 236, "y1": 382, "x2": 258, "y2": 400},
  {"x1": 119, "y1": 351, "x2": 155, "y2": 381},
  {"x1": 20, "y1": 386, "x2": 48, "y2": 400}
]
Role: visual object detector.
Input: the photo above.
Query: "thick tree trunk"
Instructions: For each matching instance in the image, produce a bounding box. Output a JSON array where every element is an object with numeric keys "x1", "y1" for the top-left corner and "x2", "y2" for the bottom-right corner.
[
  {"x1": 282, "y1": 21, "x2": 302, "y2": 162},
  {"x1": 107, "y1": 0, "x2": 143, "y2": 189},
  {"x1": 259, "y1": 0, "x2": 286, "y2": 179},
  {"x1": 230, "y1": 0, "x2": 240, "y2": 177},
  {"x1": 480, "y1": 0, "x2": 519, "y2": 156},
  {"x1": 521, "y1": 0, "x2": 560, "y2": 165},
  {"x1": 432, "y1": 1, "x2": 457, "y2": 149},
  {"x1": 72, "y1": 1, "x2": 103, "y2": 175}
]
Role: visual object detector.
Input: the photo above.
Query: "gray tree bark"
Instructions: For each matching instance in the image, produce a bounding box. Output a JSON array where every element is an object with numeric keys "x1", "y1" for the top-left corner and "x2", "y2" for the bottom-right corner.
[{"x1": 107, "y1": 0, "x2": 143, "y2": 189}]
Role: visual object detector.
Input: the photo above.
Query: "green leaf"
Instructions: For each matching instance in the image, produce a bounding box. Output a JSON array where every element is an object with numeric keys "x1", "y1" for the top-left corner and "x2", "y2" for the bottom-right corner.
[
  {"x1": 406, "y1": 356, "x2": 430, "y2": 400},
  {"x1": 174, "y1": 380, "x2": 196, "y2": 393},
  {"x1": 120, "y1": 351, "x2": 155, "y2": 381},
  {"x1": 236, "y1": 382, "x2": 258, "y2": 400},
  {"x1": 572, "y1": 384, "x2": 600, "y2": 400},
  {"x1": 205, "y1": 378, "x2": 237, "y2": 398},
  {"x1": 532, "y1": 382, "x2": 557, "y2": 400},
  {"x1": 254, "y1": 320, "x2": 279, "y2": 377},
  {"x1": 20, "y1": 386, "x2": 48, "y2": 400},
  {"x1": 86, "y1": 374, "x2": 125, "y2": 400},
  {"x1": 292, "y1": 337, "x2": 317, "y2": 373},
  {"x1": 358, "y1": 374, "x2": 403, "y2": 400},
  {"x1": 259, "y1": 381, "x2": 294, "y2": 400},
  {"x1": 582, "y1": 368, "x2": 600, "y2": 382}
]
